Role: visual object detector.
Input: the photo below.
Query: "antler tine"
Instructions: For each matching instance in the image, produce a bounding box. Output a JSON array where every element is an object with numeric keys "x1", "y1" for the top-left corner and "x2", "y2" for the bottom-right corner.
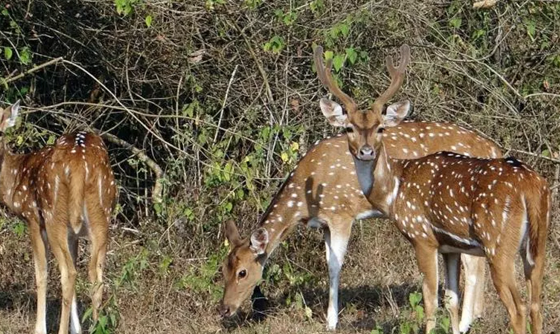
[
  {"x1": 373, "y1": 44, "x2": 411, "y2": 113},
  {"x1": 314, "y1": 45, "x2": 357, "y2": 112}
]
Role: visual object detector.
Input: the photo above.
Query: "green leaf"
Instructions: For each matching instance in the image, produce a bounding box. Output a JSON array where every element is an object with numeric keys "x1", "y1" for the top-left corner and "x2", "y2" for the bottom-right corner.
[
  {"x1": 449, "y1": 17, "x2": 461, "y2": 29},
  {"x1": 145, "y1": 15, "x2": 153, "y2": 27},
  {"x1": 541, "y1": 149, "x2": 550, "y2": 157},
  {"x1": 339, "y1": 23, "x2": 350, "y2": 37},
  {"x1": 304, "y1": 306, "x2": 312, "y2": 319},
  {"x1": 441, "y1": 316, "x2": 450, "y2": 331},
  {"x1": 526, "y1": 20, "x2": 536, "y2": 39},
  {"x1": 19, "y1": 47, "x2": 31, "y2": 65},
  {"x1": 345, "y1": 47, "x2": 357, "y2": 64},
  {"x1": 4, "y1": 47, "x2": 12, "y2": 60},
  {"x1": 324, "y1": 50, "x2": 334, "y2": 61},
  {"x1": 332, "y1": 54, "x2": 345, "y2": 72}
]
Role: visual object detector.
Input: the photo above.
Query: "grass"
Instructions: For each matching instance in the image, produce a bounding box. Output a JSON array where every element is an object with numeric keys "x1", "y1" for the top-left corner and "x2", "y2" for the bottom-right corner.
[{"x1": 1, "y1": 212, "x2": 559, "y2": 333}]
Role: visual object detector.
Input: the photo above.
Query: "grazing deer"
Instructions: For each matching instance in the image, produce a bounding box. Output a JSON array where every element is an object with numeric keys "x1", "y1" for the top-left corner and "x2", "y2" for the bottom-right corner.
[
  {"x1": 0, "y1": 101, "x2": 117, "y2": 334},
  {"x1": 314, "y1": 44, "x2": 550, "y2": 334},
  {"x1": 220, "y1": 120, "x2": 502, "y2": 330}
]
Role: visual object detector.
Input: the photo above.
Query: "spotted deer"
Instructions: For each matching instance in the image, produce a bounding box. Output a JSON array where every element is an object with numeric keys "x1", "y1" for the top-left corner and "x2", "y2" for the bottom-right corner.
[
  {"x1": 315, "y1": 44, "x2": 550, "y2": 334},
  {"x1": 0, "y1": 101, "x2": 117, "y2": 334},
  {"x1": 220, "y1": 119, "x2": 503, "y2": 330}
]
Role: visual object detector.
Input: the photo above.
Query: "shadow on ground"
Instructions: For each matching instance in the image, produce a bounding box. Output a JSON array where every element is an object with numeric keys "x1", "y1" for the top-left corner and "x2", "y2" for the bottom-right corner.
[{"x1": 221, "y1": 282, "x2": 418, "y2": 331}]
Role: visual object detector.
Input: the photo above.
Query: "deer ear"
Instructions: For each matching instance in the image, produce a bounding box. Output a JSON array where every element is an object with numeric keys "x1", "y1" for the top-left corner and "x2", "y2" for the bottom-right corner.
[
  {"x1": 320, "y1": 98, "x2": 349, "y2": 128},
  {"x1": 224, "y1": 220, "x2": 242, "y2": 247},
  {"x1": 0, "y1": 100, "x2": 20, "y2": 132},
  {"x1": 250, "y1": 228, "x2": 269, "y2": 256},
  {"x1": 383, "y1": 100, "x2": 410, "y2": 127}
]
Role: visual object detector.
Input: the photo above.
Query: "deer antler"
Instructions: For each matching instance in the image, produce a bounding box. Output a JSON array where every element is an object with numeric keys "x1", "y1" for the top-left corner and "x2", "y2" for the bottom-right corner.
[
  {"x1": 314, "y1": 46, "x2": 357, "y2": 113},
  {"x1": 373, "y1": 44, "x2": 411, "y2": 113}
]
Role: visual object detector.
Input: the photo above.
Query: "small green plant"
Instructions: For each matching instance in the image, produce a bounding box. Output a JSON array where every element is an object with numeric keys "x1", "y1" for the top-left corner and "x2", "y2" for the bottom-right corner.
[
  {"x1": 176, "y1": 248, "x2": 225, "y2": 302},
  {"x1": 274, "y1": 9, "x2": 298, "y2": 26},
  {"x1": 115, "y1": 249, "x2": 149, "y2": 289},
  {"x1": 83, "y1": 294, "x2": 119, "y2": 334},
  {"x1": 263, "y1": 35, "x2": 285, "y2": 54},
  {"x1": 244, "y1": 0, "x2": 262, "y2": 10},
  {"x1": 309, "y1": 0, "x2": 325, "y2": 15},
  {"x1": 12, "y1": 219, "x2": 26, "y2": 238},
  {"x1": 115, "y1": 0, "x2": 142, "y2": 16},
  {"x1": 370, "y1": 325, "x2": 383, "y2": 334},
  {"x1": 205, "y1": 0, "x2": 225, "y2": 11}
]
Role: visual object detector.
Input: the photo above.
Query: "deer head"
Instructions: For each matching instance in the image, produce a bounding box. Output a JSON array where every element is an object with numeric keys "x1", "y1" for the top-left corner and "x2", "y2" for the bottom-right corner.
[
  {"x1": 219, "y1": 220, "x2": 269, "y2": 317},
  {"x1": 0, "y1": 101, "x2": 20, "y2": 164},
  {"x1": 314, "y1": 45, "x2": 411, "y2": 162}
]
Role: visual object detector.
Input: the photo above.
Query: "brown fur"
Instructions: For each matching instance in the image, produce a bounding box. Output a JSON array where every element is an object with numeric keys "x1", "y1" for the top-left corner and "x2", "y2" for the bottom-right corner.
[
  {"x1": 0, "y1": 104, "x2": 117, "y2": 334},
  {"x1": 220, "y1": 120, "x2": 502, "y2": 329}
]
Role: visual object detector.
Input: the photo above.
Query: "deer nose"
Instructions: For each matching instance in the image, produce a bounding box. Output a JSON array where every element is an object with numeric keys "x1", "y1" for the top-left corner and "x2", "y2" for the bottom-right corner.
[
  {"x1": 219, "y1": 303, "x2": 231, "y2": 317},
  {"x1": 359, "y1": 145, "x2": 375, "y2": 160}
]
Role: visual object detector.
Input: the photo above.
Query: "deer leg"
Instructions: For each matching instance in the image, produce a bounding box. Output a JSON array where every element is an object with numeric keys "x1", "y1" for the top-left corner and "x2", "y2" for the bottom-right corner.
[
  {"x1": 472, "y1": 255, "x2": 486, "y2": 318},
  {"x1": 521, "y1": 239, "x2": 545, "y2": 334},
  {"x1": 414, "y1": 245, "x2": 439, "y2": 334},
  {"x1": 459, "y1": 254, "x2": 485, "y2": 333},
  {"x1": 29, "y1": 222, "x2": 48, "y2": 334},
  {"x1": 68, "y1": 233, "x2": 81, "y2": 334},
  {"x1": 85, "y1": 202, "x2": 109, "y2": 322},
  {"x1": 443, "y1": 253, "x2": 461, "y2": 334},
  {"x1": 47, "y1": 222, "x2": 78, "y2": 334},
  {"x1": 323, "y1": 219, "x2": 352, "y2": 330},
  {"x1": 488, "y1": 259, "x2": 526, "y2": 334}
]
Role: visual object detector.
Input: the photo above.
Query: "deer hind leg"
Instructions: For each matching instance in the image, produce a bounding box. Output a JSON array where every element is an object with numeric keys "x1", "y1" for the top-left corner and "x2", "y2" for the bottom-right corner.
[
  {"x1": 414, "y1": 244, "x2": 439, "y2": 334},
  {"x1": 84, "y1": 197, "x2": 110, "y2": 323},
  {"x1": 443, "y1": 253, "x2": 461, "y2": 334},
  {"x1": 68, "y1": 233, "x2": 81, "y2": 334},
  {"x1": 488, "y1": 256, "x2": 526, "y2": 334},
  {"x1": 46, "y1": 218, "x2": 79, "y2": 334},
  {"x1": 29, "y1": 221, "x2": 49, "y2": 334},
  {"x1": 323, "y1": 218, "x2": 352, "y2": 330},
  {"x1": 521, "y1": 233, "x2": 545, "y2": 334},
  {"x1": 459, "y1": 254, "x2": 485, "y2": 333}
]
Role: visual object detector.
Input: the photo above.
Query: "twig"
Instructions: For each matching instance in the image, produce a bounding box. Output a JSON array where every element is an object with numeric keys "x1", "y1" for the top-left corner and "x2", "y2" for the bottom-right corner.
[
  {"x1": 1, "y1": 57, "x2": 63, "y2": 86},
  {"x1": 507, "y1": 149, "x2": 560, "y2": 164},
  {"x1": 213, "y1": 65, "x2": 238, "y2": 143},
  {"x1": 524, "y1": 92, "x2": 560, "y2": 100},
  {"x1": 101, "y1": 132, "x2": 165, "y2": 204}
]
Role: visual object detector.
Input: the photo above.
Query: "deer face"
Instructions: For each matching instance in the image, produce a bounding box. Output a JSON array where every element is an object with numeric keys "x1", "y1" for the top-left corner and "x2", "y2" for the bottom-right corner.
[
  {"x1": 314, "y1": 45, "x2": 411, "y2": 161},
  {"x1": 219, "y1": 220, "x2": 268, "y2": 317},
  {"x1": 319, "y1": 98, "x2": 411, "y2": 161},
  {"x1": 0, "y1": 101, "x2": 20, "y2": 163}
]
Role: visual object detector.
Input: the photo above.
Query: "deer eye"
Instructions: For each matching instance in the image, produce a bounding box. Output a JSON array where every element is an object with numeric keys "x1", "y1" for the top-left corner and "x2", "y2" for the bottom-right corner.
[
  {"x1": 345, "y1": 127, "x2": 354, "y2": 133},
  {"x1": 238, "y1": 270, "x2": 247, "y2": 278},
  {"x1": 377, "y1": 127, "x2": 385, "y2": 133}
]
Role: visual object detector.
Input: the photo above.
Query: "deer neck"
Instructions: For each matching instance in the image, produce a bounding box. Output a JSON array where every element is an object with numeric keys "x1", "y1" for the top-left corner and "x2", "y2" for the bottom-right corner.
[
  {"x1": 257, "y1": 179, "x2": 306, "y2": 259},
  {"x1": 362, "y1": 144, "x2": 404, "y2": 217}
]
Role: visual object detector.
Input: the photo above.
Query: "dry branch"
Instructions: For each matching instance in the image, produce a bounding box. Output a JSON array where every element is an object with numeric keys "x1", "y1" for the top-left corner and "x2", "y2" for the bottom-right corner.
[
  {"x1": 1, "y1": 57, "x2": 63, "y2": 86},
  {"x1": 101, "y1": 132, "x2": 165, "y2": 204}
]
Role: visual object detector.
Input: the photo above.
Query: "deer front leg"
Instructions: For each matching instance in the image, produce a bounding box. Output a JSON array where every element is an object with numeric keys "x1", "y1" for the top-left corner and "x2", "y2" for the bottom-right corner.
[
  {"x1": 29, "y1": 222, "x2": 48, "y2": 334},
  {"x1": 414, "y1": 244, "x2": 439, "y2": 334},
  {"x1": 443, "y1": 253, "x2": 461, "y2": 334},
  {"x1": 324, "y1": 220, "x2": 352, "y2": 330}
]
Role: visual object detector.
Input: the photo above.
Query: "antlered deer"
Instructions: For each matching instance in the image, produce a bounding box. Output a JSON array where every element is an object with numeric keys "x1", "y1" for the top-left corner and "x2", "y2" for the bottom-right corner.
[
  {"x1": 315, "y1": 44, "x2": 550, "y2": 334},
  {"x1": 0, "y1": 101, "x2": 117, "y2": 334},
  {"x1": 220, "y1": 116, "x2": 503, "y2": 329}
]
